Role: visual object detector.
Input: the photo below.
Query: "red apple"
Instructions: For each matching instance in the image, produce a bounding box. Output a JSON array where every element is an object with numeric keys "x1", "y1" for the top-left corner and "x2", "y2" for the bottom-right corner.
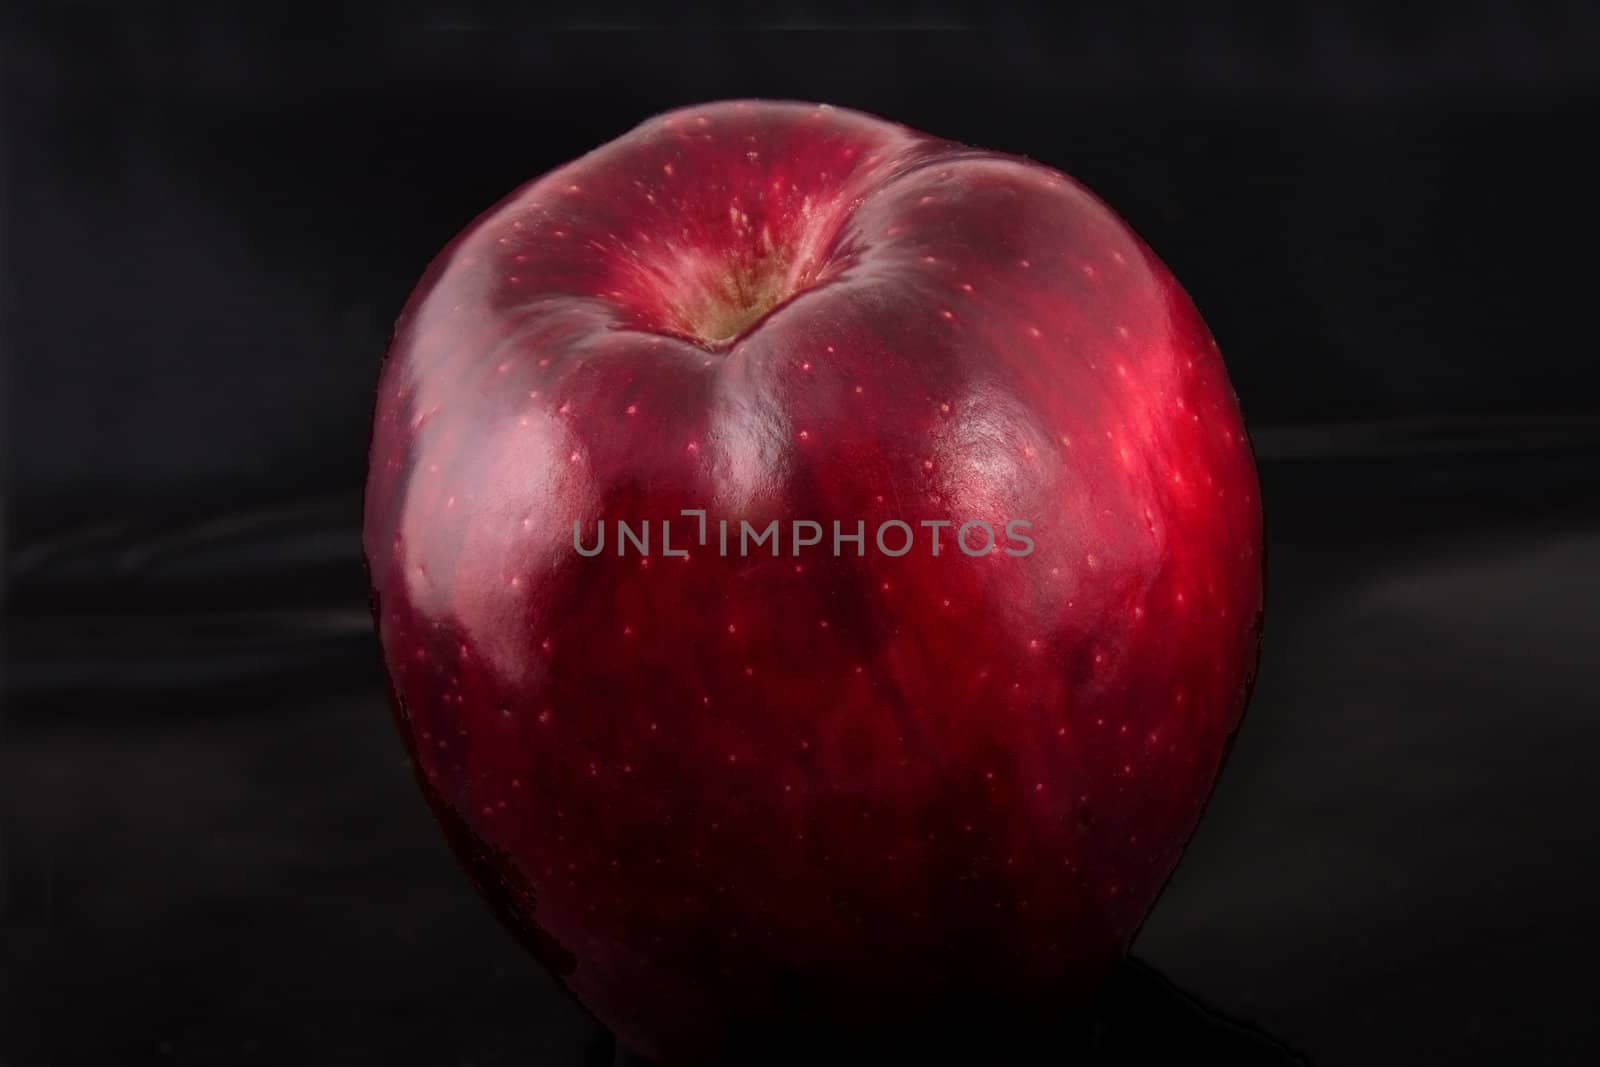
[{"x1": 364, "y1": 100, "x2": 1262, "y2": 1063}]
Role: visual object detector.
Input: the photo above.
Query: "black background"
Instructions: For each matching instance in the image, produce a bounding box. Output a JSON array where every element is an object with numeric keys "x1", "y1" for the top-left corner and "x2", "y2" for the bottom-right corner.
[{"x1": 5, "y1": 3, "x2": 1600, "y2": 1064}]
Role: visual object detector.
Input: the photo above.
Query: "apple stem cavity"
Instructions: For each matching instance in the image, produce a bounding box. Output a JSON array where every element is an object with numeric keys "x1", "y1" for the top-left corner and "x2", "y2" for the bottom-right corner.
[
  {"x1": 650, "y1": 229, "x2": 829, "y2": 350},
  {"x1": 676, "y1": 253, "x2": 806, "y2": 348},
  {"x1": 619, "y1": 170, "x2": 855, "y2": 350}
]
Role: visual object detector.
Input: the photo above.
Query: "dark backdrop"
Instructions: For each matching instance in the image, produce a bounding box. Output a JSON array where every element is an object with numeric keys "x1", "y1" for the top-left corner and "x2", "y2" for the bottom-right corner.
[{"x1": 5, "y1": 4, "x2": 1600, "y2": 1065}]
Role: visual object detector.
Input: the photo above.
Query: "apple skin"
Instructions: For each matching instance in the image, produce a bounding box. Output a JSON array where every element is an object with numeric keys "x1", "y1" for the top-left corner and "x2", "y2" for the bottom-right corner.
[{"x1": 364, "y1": 100, "x2": 1262, "y2": 1063}]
